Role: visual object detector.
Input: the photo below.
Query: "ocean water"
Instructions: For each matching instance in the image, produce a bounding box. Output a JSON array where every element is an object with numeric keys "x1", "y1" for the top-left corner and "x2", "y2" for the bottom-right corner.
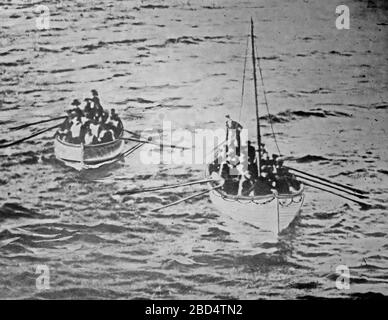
[{"x1": 0, "y1": 0, "x2": 387, "y2": 299}]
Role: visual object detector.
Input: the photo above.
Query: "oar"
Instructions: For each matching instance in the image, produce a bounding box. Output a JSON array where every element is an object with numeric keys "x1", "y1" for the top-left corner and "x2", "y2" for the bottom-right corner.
[
  {"x1": 0, "y1": 123, "x2": 61, "y2": 148},
  {"x1": 116, "y1": 178, "x2": 215, "y2": 196},
  {"x1": 124, "y1": 129, "x2": 142, "y2": 139},
  {"x1": 285, "y1": 166, "x2": 368, "y2": 195},
  {"x1": 122, "y1": 137, "x2": 189, "y2": 151},
  {"x1": 294, "y1": 174, "x2": 368, "y2": 199},
  {"x1": 122, "y1": 142, "x2": 145, "y2": 158},
  {"x1": 300, "y1": 180, "x2": 372, "y2": 208},
  {"x1": 151, "y1": 185, "x2": 222, "y2": 212},
  {"x1": 124, "y1": 129, "x2": 190, "y2": 150},
  {"x1": 10, "y1": 116, "x2": 67, "y2": 131},
  {"x1": 205, "y1": 138, "x2": 226, "y2": 159}
]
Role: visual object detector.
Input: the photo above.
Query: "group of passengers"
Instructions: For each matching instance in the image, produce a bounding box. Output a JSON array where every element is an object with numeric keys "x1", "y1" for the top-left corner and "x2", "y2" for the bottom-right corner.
[
  {"x1": 56, "y1": 90, "x2": 123, "y2": 145},
  {"x1": 209, "y1": 115, "x2": 301, "y2": 196}
]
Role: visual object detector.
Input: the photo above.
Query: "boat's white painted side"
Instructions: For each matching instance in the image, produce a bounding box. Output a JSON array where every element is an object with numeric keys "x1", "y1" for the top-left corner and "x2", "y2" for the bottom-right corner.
[
  {"x1": 208, "y1": 184, "x2": 304, "y2": 236},
  {"x1": 54, "y1": 136, "x2": 131, "y2": 170}
]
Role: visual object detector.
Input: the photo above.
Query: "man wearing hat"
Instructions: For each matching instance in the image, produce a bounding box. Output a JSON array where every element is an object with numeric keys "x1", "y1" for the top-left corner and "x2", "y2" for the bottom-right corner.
[
  {"x1": 56, "y1": 109, "x2": 73, "y2": 141},
  {"x1": 70, "y1": 99, "x2": 83, "y2": 118}
]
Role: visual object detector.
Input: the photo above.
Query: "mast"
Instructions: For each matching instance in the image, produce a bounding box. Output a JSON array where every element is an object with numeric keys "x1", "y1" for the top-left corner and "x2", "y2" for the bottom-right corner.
[{"x1": 250, "y1": 18, "x2": 262, "y2": 177}]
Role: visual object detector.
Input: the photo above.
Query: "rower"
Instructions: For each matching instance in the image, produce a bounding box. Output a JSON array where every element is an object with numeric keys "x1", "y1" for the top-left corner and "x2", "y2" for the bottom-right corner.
[
  {"x1": 84, "y1": 127, "x2": 98, "y2": 145},
  {"x1": 219, "y1": 160, "x2": 230, "y2": 180},
  {"x1": 98, "y1": 125, "x2": 114, "y2": 143},
  {"x1": 89, "y1": 118, "x2": 101, "y2": 138},
  {"x1": 247, "y1": 173, "x2": 272, "y2": 195},
  {"x1": 70, "y1": 115, "x2": 82, "y2": 144},
  {"x1": 238, "y1": 171, "x2": 254, "y2": 196},
  {"x1": 57, "y1": 110, "x2": 73, "y2": 139}
]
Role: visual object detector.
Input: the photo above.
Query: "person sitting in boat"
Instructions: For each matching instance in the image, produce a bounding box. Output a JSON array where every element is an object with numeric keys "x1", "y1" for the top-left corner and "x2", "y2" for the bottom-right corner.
[
  {"x1": 69, "y1": 115, "x2": 83, "y2": 144},
  {"x1": 98, "y1": 124, "x2": 115, "y2": 143},
  {"x1": 89, "y1": 118, "x2": 101, "y2": 139},
  {"x1": 247, "y1": 140, "x2": 258, "y2": 178},
  {"x1": 252, "y1": 175, "x2": 272, "y2": 195},
  {"x1": 275, "y1": 160, "x2": 301, "y2": 193},
  {"x1": 238, "y1": 171, "x2": 254, "y2": 196},
  {"x1": 57, "y1": 110, "x2": 73, "y2": 140},
  {"x1": 84, "y1": 127, "x2": 99, "y2": 145},
  {"x1": 218, "y1": 160, "x2": 239, "y2": 195},
  {"x1": 80, "y1": 107, "x2": 92, "y2": 126},
  {"x1": 225, "y1": 114, "x2": 243, "y2": 156},
  {"x1": 83, "y1": 98, "x2": 94, "y2": 117},
  {"x1": 107, "y1": 108, "x2": 123, "y2": 137},
  {"x1": 100, "y1": 110, "x2": 109, "y2": 124}
]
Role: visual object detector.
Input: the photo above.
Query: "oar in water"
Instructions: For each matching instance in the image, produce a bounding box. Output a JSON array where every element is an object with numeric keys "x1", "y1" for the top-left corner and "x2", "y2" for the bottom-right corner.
[
  {"x1": 10, "y1": 116, "x2": 67, "y2": 131},
  {"x1": 0, "y1": 123, "x2": 61, "y2": 148},
  {"x1": 116, "y1": 178, "x2": 215, "y2": 196},
  {"x1": 294, "y1": 174, "x2": 368, "y2": 199},
  {"x1": 300, "y1": 180, "x2": 372, "y2": 209},
  {"x1": 285, "y1": 166, "x2": 368, "y2": 195},
  {"x1": 122, "y1": 137, "x2": 189, "y2": 151},
  {"x1": 151, "y1": 185, "x2": 222, "y2": 212}
]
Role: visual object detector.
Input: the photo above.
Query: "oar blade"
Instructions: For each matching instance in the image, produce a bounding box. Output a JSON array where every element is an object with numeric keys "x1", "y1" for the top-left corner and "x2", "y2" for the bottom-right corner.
[{"x1": 151, "y1": 185, "x2": 222, "y2": 212}]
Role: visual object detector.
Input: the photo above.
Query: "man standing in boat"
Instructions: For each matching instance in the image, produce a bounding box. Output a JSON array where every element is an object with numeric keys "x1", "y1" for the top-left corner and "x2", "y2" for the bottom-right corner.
[
  {"x1": 70, "y1": 99, "x2": 83, "y2": 117},
  {"x1": 225, "y1": 115, "x2": 243, "y2": 156},
  {"x1": 91, "y1": 90, "x2": 103, "y2": 118}
]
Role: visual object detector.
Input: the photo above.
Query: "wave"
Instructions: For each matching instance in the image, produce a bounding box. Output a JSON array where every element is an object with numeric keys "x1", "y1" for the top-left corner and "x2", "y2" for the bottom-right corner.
[
  {"x1": 292, "y1": 155, "x2": 329, "y2": 163},
  {"x1": 259, "y1": 108, "x2": 351, "y2": 123},
  {"x1": 0, "y1": 203, "x2": 42, "y2": 221},
  {"x1": 139, "y1": 4, "x2": 169, "y2": 9},
  {"x1": 74, "y1": 38, "x2": 147, "y2": 53},
  {"x1": 150, "y1": 35, "x2": 233, "y2": 48}
]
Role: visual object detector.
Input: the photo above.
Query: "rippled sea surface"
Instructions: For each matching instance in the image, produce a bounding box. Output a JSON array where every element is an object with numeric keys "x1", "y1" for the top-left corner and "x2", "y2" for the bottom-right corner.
[{"x1": 0, "y1": 0, "x2": 387, "y2": 299}]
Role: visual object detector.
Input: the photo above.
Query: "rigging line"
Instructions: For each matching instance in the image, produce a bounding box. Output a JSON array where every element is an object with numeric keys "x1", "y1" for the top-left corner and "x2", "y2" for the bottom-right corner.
[
  {"x1": 254, "y1": 41, "x2": 282, "y2": 155},
  {"x1": 238, "y1": 32, "x2": 250, "y2": 122}
]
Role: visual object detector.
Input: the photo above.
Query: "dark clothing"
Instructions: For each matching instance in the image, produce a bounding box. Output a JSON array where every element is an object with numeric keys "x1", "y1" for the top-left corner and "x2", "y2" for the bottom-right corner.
[
  {"x1": 253, "y1": 178, "x2": 272, "y2": 195},
  {"x1": 220, "y1": 162, "x2": 230, "y2": 180},
  {"x1": 92, "y1": 97, "x2": 103, "y2": 118},
  {"x1": 100, "y1": 130, "x2": 114, "y2": 143},
  {"x1": 247, "y1": 144, "x2": 258, "y2": 178},
  {"x1": 223, "y1": 179, "x2": 238, "y2": 195},
  {"x1": 276, "y1": 177, "x2": 290, "y2": 194},
  {"x1": 240, "y1": 178, "x2": 253, "y2": 196}
]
